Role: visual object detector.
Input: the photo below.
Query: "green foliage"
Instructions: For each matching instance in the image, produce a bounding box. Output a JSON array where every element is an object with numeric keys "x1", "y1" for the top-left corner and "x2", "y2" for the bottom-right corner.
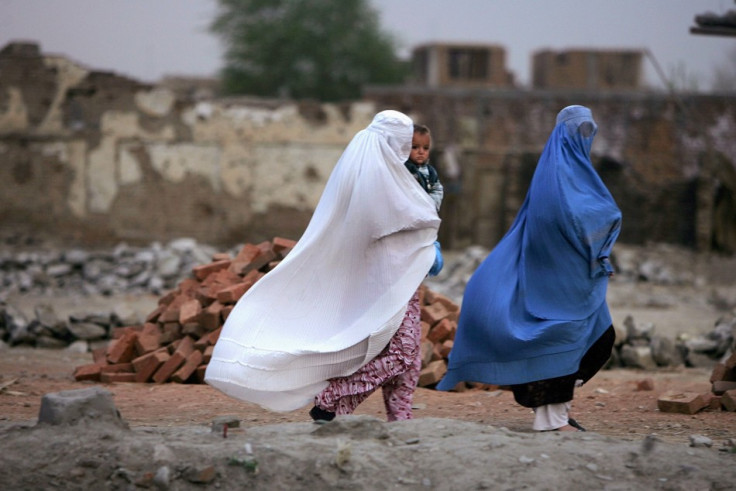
[
  {"x1": 227, "y1": 456, "x2": 259, "y2": 474},
  {"x1": 211, "y1": 0, "x2": 408, "y2": 101}
]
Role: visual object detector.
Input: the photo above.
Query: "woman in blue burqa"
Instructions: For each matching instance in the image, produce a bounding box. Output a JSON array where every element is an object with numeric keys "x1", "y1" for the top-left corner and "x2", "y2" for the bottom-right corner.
[{"x1": 437, "y1": 105, "x2": 621, "y2": 432}]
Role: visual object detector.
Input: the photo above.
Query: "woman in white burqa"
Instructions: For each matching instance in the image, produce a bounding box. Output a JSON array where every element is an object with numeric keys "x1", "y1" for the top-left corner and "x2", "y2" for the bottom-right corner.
[{"x1": 205, "y1": 110, "x2": 441, "y2": 420}]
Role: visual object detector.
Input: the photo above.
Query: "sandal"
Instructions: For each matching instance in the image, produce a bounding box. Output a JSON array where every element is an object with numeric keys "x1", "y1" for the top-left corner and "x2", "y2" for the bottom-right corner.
[{"x1": 568, "y1": 418, "x2": 587, "y2": 432}]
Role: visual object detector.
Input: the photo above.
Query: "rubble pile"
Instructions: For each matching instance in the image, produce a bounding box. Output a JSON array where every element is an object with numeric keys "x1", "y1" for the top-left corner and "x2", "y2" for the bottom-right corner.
[
  {"x1": 69, "y1": 238, "x2": 462, "y2": 388},
  {"x1": 0, "y1": 239, "x2": 734, "y2": 393},
  {"x1": 0, "y1": 238, "x2": 219, "y2": 297}
]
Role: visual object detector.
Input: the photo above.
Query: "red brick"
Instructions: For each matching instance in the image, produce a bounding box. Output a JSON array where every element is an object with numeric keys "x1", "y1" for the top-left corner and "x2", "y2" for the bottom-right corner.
[
  {"x1": 152, "y1": 351, "x2": 187, "y2": 384},
  {"x1": 712, "y1": 380, "x2": 736, "y2": 395},
  {"x1": 710, "y1": 363, "x2": 729, "y2": 383},
  {"x1": 106, "y1": 331, "x2": 138, "y2": 364},
  {"x1": 439, "y1": 339, "x2": 454, "y2": 358},
  {"x1": 230, "y1": 249, "x2": 277, "y2": 276},
  {"x1": 182, "y1": 322, "x2": 206, "y2": 338},
  {"x1": 427, "y1": 318, "x2": 456, "y2": 344},
  {"x1": 157, "y1": 290, "x2": 178, "y2": 307},
  {"x1": 160, "y1": 322, "x2": 182, "y2": 345},
  {"x1": 110, "y1": 325, "x2": 142, "y2": 339},
  {"x1": 171, "y1": 350, "x2": 204, "y2": 383},
  {"x1": 216, "y1": 282, "x2": 251, "y2": 304},
  {"x1": 91, "y1": 346, "x2": 108, "y2": 364},
  {"x1": 421, "y1": 302, "x2": 450, "y2": 326},
  {"x1": 419, "y1": 321, "x2": 431, "y2": 341},
  {"x1": 145, "y1": 304, "x2": 164, "y2": 323},
  {"x1": 100, "y1": 363, "x2": 134, "y2": 374},
  {"x1": 73, "y1": 363, "x2": 102, "y2": 381},
  {"x1": 135, "y1": 323, "x2": 162, "y2": 355},
  {"x1": 100, "y1": 372, "x2": 137, "y2": 383},
  {"x1": 132, "y1": 349, "x2": 170, "y2": 383},
  {"x1": 420, "y1": 340, "x2": 434, "y2": 368},
  {"x1": 230, "y1": 243, "x2": 262, "y2": 267},
  {"x1": 418, "y1": 360, "x2": 447, "y2": 387},
  {"x1": 179, "y1": 298, "x2": 202, "y2": 325},
  {"x1": 657, "y1": 391, "x2": 708, "y2": 414},
  {"x1": 636, "y1": 378, "x2": 655, "y2": 391},
  {"x1": 201, "y1": 301, "x2": 224, "y2": 331},
  {"x1": 724, "y1": 351, "x2": 736, "y2": 370},
  {"x1": 272, "y1": 237, "x2": 297, "y2": 257},
  {"x1": 722, "y1": 389, "x2": 736, "y2": 412},
  {"x1": 192, "y1": 259, "x2": 232, "y2": 281},
  {"x1": 202, "y1": 345, "x2": 214, "y2": 364},
  {"x1": 194, "y1": 327, "x2": 222, "y2": 350},
  {"x1": 195, "y1": 364, "x2": 207, "y2": 383}
]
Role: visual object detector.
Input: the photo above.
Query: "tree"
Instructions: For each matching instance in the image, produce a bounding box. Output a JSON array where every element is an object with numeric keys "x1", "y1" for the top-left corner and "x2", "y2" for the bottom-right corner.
[{"x1": 211, "y1": 0, "x2": 408, "y2": 101}]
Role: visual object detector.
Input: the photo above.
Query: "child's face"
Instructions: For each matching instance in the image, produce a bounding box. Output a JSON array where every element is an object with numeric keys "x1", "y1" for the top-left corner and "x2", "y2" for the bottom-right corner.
[{"x1": 409, "y1": 133, "x2": 431, "y2": 165}]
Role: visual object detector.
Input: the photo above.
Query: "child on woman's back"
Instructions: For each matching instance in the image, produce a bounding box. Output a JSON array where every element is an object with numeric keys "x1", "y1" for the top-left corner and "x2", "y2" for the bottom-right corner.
[{"x1": 404, "y1": 124, "x2": 444, "y2": 212}]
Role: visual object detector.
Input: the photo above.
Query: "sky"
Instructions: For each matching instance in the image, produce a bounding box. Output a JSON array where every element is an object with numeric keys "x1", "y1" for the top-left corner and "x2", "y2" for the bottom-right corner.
[{"x1": 0, "y1": 0, "x2": 734, "y2": 90}]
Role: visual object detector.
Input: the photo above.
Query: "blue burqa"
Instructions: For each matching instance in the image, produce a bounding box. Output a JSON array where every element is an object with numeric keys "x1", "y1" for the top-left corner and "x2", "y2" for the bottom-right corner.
[{"x1": 437, "y1": 105, "x2": 622, "y2": 389}]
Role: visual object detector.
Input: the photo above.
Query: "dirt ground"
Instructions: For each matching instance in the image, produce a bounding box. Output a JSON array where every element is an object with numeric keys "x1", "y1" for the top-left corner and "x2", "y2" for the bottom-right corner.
[{"x1": 1, "y1": 243, "x2": 736, "y2": 489}]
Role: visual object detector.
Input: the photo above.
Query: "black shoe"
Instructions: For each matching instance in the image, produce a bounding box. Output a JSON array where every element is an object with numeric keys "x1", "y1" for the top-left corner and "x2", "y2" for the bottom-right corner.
[
  {"x1": 309, "y1": 405, "x2": 335, "y2": 422},
  {"x1": 568, "y1": 418, "x2": 586, "y2": 431}
]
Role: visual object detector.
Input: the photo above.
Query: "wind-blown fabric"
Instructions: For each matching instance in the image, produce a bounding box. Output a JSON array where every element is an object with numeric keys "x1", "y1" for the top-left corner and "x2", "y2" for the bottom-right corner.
[
  {"x1": 205, "y1": 110, "x2": 440, "y2": 411},
  {"x1": 437, "y1": 105, "x2": 621, "y2": 389}
]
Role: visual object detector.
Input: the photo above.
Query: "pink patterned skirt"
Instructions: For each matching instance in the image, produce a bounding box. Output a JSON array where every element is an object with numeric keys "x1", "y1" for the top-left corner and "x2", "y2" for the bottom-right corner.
[{"x1": 314, "y1": 290, "x2": 422, "y2": 421}]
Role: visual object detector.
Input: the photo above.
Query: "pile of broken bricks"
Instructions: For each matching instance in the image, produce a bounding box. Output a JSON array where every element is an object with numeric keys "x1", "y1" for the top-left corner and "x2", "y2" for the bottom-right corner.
[
  {"x1": 73, "y1": 237, "x2": 462, "y2": 389},
  {"x1": 657, "y1": 351, "x2": 736, "y2": 414}
]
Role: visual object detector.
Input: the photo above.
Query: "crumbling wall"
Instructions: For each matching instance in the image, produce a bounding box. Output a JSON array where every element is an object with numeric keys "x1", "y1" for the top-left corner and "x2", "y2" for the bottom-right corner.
[
  {"x1": 1, "y1": 42, "x2": 735, "y2": 252},
  {"x1": 0, "y1": 43, "x2": 373, "y2": 247},
  {"x1": 365, "y1": 87, "x2": 736, "y2": 252}
]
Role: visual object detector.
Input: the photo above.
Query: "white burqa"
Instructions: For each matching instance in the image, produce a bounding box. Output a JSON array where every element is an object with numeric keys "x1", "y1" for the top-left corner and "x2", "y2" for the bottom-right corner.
[{"x1": 205, "y1": 110, "x2": 440, "y2": 411}]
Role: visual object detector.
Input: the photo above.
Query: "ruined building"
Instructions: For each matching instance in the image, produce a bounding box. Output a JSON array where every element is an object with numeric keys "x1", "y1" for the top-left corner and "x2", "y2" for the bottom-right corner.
[{"x1": 1, "y1": 42, "x2": 735, "y2": 253}]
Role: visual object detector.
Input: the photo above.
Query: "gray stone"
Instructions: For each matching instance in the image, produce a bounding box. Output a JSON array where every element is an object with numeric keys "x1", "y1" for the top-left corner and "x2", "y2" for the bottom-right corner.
[
  {"x1": 67, "y1": 321, "x2": 107, "y2": 341},
  {"x1": 619, "y1": 344, "x2": 657, "y2": 370},
  {"x1": 650, "y1": 335, "x2": 681, "y2": 367},
  {"x1": 37, "y1": 386, "x2": 127, "y2": 427}
]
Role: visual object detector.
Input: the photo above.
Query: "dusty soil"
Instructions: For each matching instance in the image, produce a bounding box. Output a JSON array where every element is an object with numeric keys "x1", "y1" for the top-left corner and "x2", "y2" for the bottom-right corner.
[{"x1": 1, "y1": 243, "x2": 735, "y2": 489}]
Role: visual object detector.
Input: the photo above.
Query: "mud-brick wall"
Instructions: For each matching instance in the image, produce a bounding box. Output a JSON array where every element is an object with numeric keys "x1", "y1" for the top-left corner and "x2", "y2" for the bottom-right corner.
[
  {"x1": 365, "y1": 87, "x2": 736, "y2": 252},
  {"x1": 0, "y1": 43, "x2": 377, "y2": 247}
]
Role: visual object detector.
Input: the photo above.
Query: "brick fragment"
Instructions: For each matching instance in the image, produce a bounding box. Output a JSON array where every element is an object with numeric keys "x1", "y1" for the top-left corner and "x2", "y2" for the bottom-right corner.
[
  {"x1": 135, "y1": 323, "x2": 162, "y2": 355},
  {"x1": 420, "y1": 340, "x2": 434, "y2": 368},
  {"x1": 712, "y1": 380, "x2": 736, "y2": 395},
  {"x1": 724, "y1": 351, "x2": 736, "y2": 370},
  {"x1": 212, "y1": 252, "x2": 231, "y2": 262},
  {"x1": 216, "y1": 282, "x2": 251, "y2": 304},
  {"x1": 710, "y1": 363, "x2": 729, "y2": 383},
  {"x1": 418, "y1": 360, "x2": 447, "y2": 387},
  {"x1": 132, "y1": 349, "x2": 170, "y2": 383},
  {"x1": 722, "y1": 389, "x2": 736, "y2": 412},
  {"x1": 272, "y1": 236, "x2": 297, "y2": 257},
  {"x1": 152, "y1": 351, "x2": 187, "y2": 384},
  {"x1": 179, "y1": 298, "x2": 202, "y2": 324},
  {"x1": 201, "y1": 301, "x2": 224, "y2": 331},
  {"x1": 192, "y1": 259, "x2": 231, "y2": 281},
  {"x1": 421, "y1": 302, "x2": 450, "y2": 326},
  {"x1": 657, "y1": 391, "x2": 708, "y2": 414},
  {"x1": 635, "y1": 378, "x2": 655, "y2": 391},
  {"x1": 182, "y1": 322, "x2": 206, "y2": 338},
  {"x1": 73, "y1": 363, "x2": 102, "y2": 381},
  {"x1": 203, "y1": 345, "x2": 214, "y2": 364},
  {"x1": 106, "y1": 331, "x2": 138, "y2": 364},
  {"x1": 194, "y1": 327, "x2": 222, "y2": 350},
  {"x1": 427, "y1": 318, "x2": 456, "y2": 344},
  {"x1": 171, "y1": 350, "x2": 204, "y2": 383},
  {"x1": 160, "y1": 322, "x2": 182, "y2": 345},
  {"x1": 439, "y1": 340, "x2": 454, "y2": 358},
  {"x1": 100, "y1": 363, "x2": 134, "y2": 374}
]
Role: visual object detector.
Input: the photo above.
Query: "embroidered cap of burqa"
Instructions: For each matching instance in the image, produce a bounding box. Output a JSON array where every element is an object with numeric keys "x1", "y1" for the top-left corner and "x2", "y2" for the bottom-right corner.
[
  {"x1": 206, "y1": 110, "x2": 440, "y2": 411},
  {"x1": 437, "y1": 105, "x2": 621, "y2": 390}
]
